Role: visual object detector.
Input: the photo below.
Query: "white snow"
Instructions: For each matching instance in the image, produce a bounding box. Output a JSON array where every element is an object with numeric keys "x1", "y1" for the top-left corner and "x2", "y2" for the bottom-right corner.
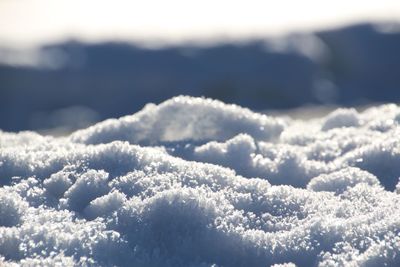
[
  {"x1": 321, "y1": 108, "x2": 361, "y2": 131},
  {"x1": 1, "y1": 96, "x2": 400, "y2": 266}
]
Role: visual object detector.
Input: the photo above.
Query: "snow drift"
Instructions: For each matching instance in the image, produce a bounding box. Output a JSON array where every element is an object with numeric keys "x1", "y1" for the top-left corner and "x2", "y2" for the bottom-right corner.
[{"x1": 1, "y1": 96, "x2": 400, "y2": 266}]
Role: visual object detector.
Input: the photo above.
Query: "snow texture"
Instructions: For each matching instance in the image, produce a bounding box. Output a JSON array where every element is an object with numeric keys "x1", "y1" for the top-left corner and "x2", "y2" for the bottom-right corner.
[{"x1": 1, "y1": 96, "x2": 400, "y2": 266}]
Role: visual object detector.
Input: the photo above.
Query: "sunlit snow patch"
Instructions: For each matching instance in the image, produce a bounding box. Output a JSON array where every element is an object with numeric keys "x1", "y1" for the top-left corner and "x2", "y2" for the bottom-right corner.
[{"x1": 1, "y1": 96, "x2": 400, "y2": 266}]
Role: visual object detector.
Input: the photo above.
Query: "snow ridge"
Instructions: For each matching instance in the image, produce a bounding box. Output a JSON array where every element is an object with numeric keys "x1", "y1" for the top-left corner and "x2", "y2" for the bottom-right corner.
[{"x1": 1, "y1": 96, "x2": 400, "y2": 266}]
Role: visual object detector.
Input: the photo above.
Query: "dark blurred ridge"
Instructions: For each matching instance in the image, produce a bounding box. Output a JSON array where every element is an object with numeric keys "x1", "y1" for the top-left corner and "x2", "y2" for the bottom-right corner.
[{"x1": 1, "y1": 23, "x2": 400, "y2": 132}]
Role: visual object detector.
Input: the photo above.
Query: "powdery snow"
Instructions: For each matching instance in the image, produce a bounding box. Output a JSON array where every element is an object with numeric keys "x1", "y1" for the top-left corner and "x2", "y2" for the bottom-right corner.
[{"x1": 0, "y1": 96, "x2": 400, "y2": 266}]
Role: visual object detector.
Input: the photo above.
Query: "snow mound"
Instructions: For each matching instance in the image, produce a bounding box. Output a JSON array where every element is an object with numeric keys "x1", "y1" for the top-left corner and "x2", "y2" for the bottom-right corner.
[
  {"x1": 1, "y1": 96, "x2": 400, "y2": 266},
  {"x1": 307, "y1": 167, "x2": 380, "y2": 194},
  {"x1": 70, "y1": 96, "x2": 285, "y2": 145},
  {"x1": 321, "y1": 108, "x2": 361, "y2": 131}
]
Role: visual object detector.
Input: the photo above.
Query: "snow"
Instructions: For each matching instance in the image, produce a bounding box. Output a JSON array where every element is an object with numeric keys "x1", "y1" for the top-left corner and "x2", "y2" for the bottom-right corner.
[
  {"x1": 307, "y1": 167, "x2": 380, "y2": 194},
  {"x1": 321, "y1": 108, "x2": 361, "y2": 131},
  {"x1": 70, "y1": 96, "x2": 285, "y2": 145},
  {"x1": 1, "y1": 96, "x2": 400, "y2": 266}
]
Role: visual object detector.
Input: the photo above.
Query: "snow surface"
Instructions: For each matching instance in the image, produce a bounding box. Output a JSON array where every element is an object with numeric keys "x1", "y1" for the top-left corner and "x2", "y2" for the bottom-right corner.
[{"x1": 1, "y1": 96, "x2": 400, "y2": 266}]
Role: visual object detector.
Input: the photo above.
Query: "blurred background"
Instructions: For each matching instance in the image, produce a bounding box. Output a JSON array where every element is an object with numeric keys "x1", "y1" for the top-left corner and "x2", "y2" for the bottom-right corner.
[{"x1": 1, "y1": 0, "x2": 400, "y2": 134}]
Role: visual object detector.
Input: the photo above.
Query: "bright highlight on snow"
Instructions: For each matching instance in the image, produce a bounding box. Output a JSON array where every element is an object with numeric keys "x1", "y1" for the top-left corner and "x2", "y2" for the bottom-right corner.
[{"x1": 1, "y1": 96, "x2": 400, "y2": 266}]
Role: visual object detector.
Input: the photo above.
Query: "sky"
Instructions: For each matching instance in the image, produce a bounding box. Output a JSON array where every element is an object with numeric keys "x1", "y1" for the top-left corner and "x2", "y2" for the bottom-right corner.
[{"x1": 1, "y1": 0, "x2": 400, "y2": 48}]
